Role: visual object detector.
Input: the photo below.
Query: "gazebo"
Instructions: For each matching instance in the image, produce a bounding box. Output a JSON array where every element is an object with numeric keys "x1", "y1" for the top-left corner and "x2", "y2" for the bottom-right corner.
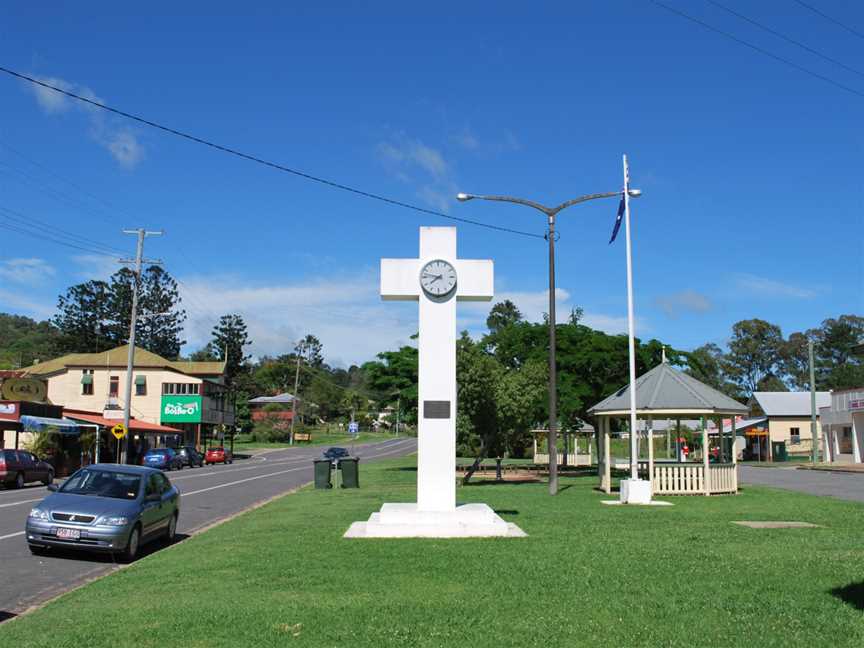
[{"x1": 588, "y1": 361, "x2": 748, "y2": 496}]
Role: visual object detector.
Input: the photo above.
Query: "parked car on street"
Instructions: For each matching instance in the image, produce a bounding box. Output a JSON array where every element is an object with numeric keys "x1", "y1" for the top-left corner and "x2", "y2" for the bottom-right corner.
[
  {"x1": 323, "y1": 447, "x2": 350, "y2": 465},
  {"x1": 176, "y1": 446, "x2": 203, "y2": 468},
  {"x1": 204, "y1": 446, "x2": 232, "y2": 465},
  {"x1": 0, "y1": 449, "x2": 54, "y2": 489},
  {"x1": 141, "y1": 448, "x2": 183, "y2": 471},
  {"x1": 25, "y1": 463, "x2": 180, "y2": 561}
]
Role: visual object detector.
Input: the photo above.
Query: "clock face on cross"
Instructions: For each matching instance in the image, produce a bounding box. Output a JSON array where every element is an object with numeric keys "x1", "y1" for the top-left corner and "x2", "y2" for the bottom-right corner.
[{"x1": 419, "y1": 259, "x2": 457, "y2": 297}]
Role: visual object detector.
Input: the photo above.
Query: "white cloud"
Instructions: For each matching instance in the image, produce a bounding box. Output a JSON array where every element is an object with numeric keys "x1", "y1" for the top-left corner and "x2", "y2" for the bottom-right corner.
[
  {"x1": 736, "y1": 274, "x2": 817, "y2": 299},
  {"x1": 377, "y1": 134, "x2": 456, "y2": 212},
  {"x1": 27, "y1": 75, "x2": 144, "y2": 168},
  {"x1": 0, "y1": 288, "x2": 54, "y2": 319},
  {"x1": 450, "y1": 128, "x2": 479, "y2": 151},
  {"x1": 655, "y1": 290, "x2": 712, "y2": 317},
  {"x1": 71, "y1": 254, "x2": 121, "y2": 281},
  {"x1": 176, "y1": 271, "x2": 418, "y2": 367},
  {"x1": 0, "y1": 258, "x2": 56, "y2": 285}
]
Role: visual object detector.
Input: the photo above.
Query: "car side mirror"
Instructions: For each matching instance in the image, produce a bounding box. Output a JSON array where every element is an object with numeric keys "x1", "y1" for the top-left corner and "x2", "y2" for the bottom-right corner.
[
  {"x1": 145, "y1": 493, "x2": 161, "y2": 502},
  {"x1": 47, "y1": 484, "x2": 58, "y2": 492}
]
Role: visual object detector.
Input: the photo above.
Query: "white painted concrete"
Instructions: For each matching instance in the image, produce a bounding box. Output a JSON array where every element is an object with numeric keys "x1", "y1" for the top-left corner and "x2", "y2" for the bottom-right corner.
[
  {"x1": 619, "y1": 478, "x2": 653, "y2": 504},
  {"x1": 379, "y1": 227, "x2": 493, "y2": 513},
  {"x1": 344, "y1": 503, "x2": 526, "y2": 538}
]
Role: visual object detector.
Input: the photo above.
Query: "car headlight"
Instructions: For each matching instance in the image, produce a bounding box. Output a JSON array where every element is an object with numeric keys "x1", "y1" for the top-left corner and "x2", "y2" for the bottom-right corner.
[
  {"x1": 100, "y1": 516, "x2": 130, "y2": 526},
  {"x1": 28, "y1": 508, "x2": 50, "y2": 520}
]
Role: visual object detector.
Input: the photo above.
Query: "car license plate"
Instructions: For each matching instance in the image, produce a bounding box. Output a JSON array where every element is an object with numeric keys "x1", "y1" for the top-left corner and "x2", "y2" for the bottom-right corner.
[{"x1": 56, "y1": 527, "x2": 80, "y2": 540}]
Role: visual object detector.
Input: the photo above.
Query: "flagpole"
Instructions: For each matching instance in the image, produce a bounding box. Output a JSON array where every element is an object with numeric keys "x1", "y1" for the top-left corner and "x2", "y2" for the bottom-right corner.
[{"x1": 623, "y1": 154, "x2": 639, "y2": 481}]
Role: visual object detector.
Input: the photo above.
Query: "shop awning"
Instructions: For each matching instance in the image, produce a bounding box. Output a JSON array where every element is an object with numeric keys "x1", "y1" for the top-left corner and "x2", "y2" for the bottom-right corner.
[
  {"x1": 20, "y1": 415, "x2": 81, "y2": 436},
  {"x1": 63, "y1": 410, "x2": 182, "y2": 435}
]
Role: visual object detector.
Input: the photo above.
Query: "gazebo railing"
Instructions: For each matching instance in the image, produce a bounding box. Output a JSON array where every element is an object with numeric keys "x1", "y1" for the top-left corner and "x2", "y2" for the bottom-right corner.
[
  {"x1": 637, "y1": 461, "x2": 737, "y2": 495},
  {"x1": 534, "y1": 451, "x2": 592, "y2": 466}
]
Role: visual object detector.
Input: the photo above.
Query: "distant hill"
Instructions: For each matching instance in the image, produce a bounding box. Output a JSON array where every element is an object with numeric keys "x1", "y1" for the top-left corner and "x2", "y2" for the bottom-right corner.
[{"x1": 0, "y1": 313, "x2": 62, "y2": 370}]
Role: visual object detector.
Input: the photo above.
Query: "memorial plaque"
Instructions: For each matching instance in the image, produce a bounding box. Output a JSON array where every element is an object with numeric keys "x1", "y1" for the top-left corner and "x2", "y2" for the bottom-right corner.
[{"x1": 423, "y1": 400, "x2": 451, "y2": 419}]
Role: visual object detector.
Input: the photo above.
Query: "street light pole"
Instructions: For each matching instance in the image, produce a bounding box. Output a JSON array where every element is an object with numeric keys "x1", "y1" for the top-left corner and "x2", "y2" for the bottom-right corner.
[{"x1": 456, "y1": 188, "x2": 639, "y2": 495}]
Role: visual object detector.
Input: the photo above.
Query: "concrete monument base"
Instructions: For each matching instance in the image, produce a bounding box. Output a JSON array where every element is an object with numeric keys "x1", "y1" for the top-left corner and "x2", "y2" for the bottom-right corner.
[
  {"x1": 344, "y1": 503, "x2": 526, "y2": 538},
  {"x1": 619, "y1": 478, "x2": 653, "y2": 504}
]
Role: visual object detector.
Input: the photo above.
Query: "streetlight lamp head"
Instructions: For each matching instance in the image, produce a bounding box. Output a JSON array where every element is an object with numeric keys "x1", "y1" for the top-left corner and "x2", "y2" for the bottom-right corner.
[
  {"x1": 456, "y1": 192, "x2": 473, "y2": 202},
  {"x1": 628, "y1": 189, "x2": 642, "y2": 197}
]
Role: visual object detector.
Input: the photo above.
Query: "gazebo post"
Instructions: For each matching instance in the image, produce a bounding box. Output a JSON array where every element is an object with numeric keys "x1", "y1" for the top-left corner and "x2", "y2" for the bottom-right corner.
[
  {"x1": 603, "y1": 417, "x2": 611, "y2": 494},
  {"x1": 647, "y1": 416, "x2": 654, "y2": 493},
  {"x1": 702, "y1": 417, "x2": 710, "y2": 495}
]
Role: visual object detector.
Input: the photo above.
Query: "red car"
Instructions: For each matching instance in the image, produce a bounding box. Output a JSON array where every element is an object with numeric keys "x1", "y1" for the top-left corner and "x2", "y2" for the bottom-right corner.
[{"x1": 204, "y1": 447, "x2": 233, "y2": 465}]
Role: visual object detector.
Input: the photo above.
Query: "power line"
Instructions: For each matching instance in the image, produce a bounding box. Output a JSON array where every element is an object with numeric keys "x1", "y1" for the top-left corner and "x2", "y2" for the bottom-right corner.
[
  {"x1": 793, "y1": 0, "x2": 864, "y2": 41},
  {"x1": 0, "y1": 210, "x2": 119, "y2": 257},
  {"x1": 648, "y1": 0, "x2": 864, "y2": 98},
  {"x1": 0, "y1": 205, "x2": 126, "y2": 255},
  {"x1": 706, "y1": 0, "x2": 864, "y2": 78},
  {"x1": 0, "y1": 66, "x2": 544, "y2": 240}
]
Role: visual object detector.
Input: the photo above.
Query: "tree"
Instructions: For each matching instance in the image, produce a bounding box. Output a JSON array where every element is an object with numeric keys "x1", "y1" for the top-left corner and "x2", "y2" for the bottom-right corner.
[
  {"x1": 0, "y1": 314, "x2": 62, "y2": 369},
  {"x1": 53, "y1": 280, "x2": 113, "y2": 353},
  {"x1": 486, "y1": 300, "x2": 523, "y2": 334},
  {"x1": 686, "y1": 343, "x2": 740, "y2": 398},
  {"x1": 725, "y1": 319, "x2": 784, "y2": 395},
  {"x1": 362, "y1": 346, "x2": 418, "y2": 423},
  {"x1": 295, "y1": 335, "x2": 324, "y2": 368},
  {"x1": 209, "y1": 314, "x2": 252, "y2": 385},
  {"x1": 137, "y1": 266, "x2": 186, "y2": 358},
  {"x1": 812, "y1": 315, "x2": 864, "y2": 390}
]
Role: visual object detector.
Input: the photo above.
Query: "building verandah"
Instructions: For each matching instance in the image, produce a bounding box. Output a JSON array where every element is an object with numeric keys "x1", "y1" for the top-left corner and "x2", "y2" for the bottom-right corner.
[{"x1": 589, "y1": 361, "x2": 749, "y2": 496}]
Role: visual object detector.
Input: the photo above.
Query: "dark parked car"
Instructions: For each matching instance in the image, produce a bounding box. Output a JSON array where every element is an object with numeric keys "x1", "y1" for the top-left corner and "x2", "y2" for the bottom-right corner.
[
  {"x1": 176, "y1": 446, "x2": 203, "y2": 468},
  {"x1": 322, "y1": 447, "x2": 350, "y2": 465},
  {"x1": 26, "y1": 464, "x2": 180, "y2": 561},
  {"x1": 141, "y1": 448, "x2": 183, "y2": 471},
  {"x1": 204, "y1": 447, "x2": 232, "y2": 465},
  {"x1": 0, "y1": 449, "x2": 54, "y2": 489}
]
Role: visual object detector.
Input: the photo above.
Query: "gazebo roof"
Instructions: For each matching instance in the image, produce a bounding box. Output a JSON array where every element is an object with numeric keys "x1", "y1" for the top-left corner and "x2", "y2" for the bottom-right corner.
[{"x1": 588, "y1": 362, "x2": 748, "y2": 417}]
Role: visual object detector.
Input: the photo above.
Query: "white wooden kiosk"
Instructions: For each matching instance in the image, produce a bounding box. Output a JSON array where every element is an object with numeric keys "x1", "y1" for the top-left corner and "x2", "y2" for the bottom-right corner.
[{"x1": 589, "y1": 361, "x2": 748, "y2": 496}]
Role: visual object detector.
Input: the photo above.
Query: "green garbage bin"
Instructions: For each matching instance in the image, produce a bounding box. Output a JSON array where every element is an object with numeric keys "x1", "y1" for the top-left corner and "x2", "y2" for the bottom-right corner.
[
  {"x1": 771, "y1": 441, "x2": 787, "y2": 462},
  {"x1": 314, "y1": 458, "x2": 333, "y2": 489},
  {"x1": 339, "y1": 457, "x2": 360, "y2": 488}
]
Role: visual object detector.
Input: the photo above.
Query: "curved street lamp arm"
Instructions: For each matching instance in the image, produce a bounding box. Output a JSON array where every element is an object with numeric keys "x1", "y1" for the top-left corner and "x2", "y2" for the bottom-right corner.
[
  {"x1": 471, "y1": 194, "x2": 553, "y2": 215},
  {"x1": 553, "y1": 191, "x2": 622, "y2": 214}
]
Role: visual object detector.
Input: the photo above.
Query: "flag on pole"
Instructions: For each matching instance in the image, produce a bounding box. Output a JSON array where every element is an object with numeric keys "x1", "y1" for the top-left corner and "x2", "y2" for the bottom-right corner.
[{"x1": 609, "y1": 197, "x2": 625, "y2": 244}]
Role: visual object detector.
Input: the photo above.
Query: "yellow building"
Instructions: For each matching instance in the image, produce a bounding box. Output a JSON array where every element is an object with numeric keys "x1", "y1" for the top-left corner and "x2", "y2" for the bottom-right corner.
[
  {"x1": 748, "y1": 391, "x2": 831, "y2": 456},
  {"x1": 21, "y1": 345, "x2": 234, "y2": 449}
]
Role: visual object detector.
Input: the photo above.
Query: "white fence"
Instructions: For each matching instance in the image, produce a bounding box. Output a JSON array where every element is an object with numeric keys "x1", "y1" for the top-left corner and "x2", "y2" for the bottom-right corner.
[{"x1": 636, "y1": 461, "x2": 737, "y2": 495}]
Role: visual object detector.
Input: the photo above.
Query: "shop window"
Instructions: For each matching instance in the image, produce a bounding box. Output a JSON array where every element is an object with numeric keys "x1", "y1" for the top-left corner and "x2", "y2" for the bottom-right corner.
[
  {"x1": 81, "y1": 369, "x2": 94, "y2": 395},
  {"x1": 790, "y1": 427, "x2": 801, "y2": 444},
  {"x1": 109, "y1": 376, "x2": 119, "y2": 398}
]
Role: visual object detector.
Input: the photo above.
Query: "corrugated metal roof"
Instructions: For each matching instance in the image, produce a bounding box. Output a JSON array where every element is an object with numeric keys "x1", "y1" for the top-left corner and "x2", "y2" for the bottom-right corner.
[
  {"x1": 750, "y1": 392, "x2": 831, "y2": 417},
  {"x1": 24, "y1": 346, "x2": 225, "y2": 378},
  {"x1": 588, "y1": 362, "x2": 748, "y2": 415},
  {"x1": 249, "y1": 392, "x2": 296, "y2": 404}
]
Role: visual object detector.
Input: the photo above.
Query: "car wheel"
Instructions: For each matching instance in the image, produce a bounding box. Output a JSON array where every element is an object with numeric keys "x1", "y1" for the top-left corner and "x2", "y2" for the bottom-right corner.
[
  {"x1": 15, "y1": 472, "x2": 24, "y2": 489},
  {"x1": 43, "y1": 470, "x2": 54, "y2": 486},
  {"x1": 166, "y1": 513, "x2": 178, "y2": 542},
  {"x1": 28, "y1": 543, "x2": 47, "y2": 556},
  {"x1": 121, "y1": 525, "x2": 141, "y2": 563},
  {"x1": 227, "y1": 459, "x2": 233, "y2": 465}
]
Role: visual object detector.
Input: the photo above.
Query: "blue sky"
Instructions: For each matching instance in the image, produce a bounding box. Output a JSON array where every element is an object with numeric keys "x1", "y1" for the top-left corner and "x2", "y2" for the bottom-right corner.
[{"x1": 1, "y1": 1, "x2": 862, "y2": 366}]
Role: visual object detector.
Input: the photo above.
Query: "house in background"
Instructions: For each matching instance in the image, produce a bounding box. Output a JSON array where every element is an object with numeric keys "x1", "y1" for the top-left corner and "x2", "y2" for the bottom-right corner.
[
  {"x1": 819, "y1": 387, "x2": 864, "y2": 464},
  {"x1": 747, "y1": 391, "x2": 831, "y2": 457}
]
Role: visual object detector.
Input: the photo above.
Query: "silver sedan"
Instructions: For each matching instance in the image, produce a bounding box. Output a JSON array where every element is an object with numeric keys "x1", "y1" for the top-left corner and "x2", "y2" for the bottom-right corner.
[{"x1": 25, "y1": 463, "x2": 180, "y2": 562}]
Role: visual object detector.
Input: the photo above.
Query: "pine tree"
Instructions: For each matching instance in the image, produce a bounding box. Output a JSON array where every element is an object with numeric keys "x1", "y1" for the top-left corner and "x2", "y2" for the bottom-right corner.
[{"x1": 209, "y1": 314, "x2": 252, "y2": 385}]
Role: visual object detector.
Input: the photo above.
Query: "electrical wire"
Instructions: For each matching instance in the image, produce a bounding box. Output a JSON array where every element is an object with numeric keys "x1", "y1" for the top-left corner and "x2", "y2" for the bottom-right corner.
[
  {"x1": 648, "y1": 0, "x2": 864, "y2": 98},
  {"x1": 706, "y1": 0, "x2": 864, "y2": 78},
  {"x1": 0, "y1": 205, "x2": 126, "y2": 256},
  {"x1": 793, "y1": 0, "x2": 864, "y2": 41},
  {"x1": 0, "y1": 215, "x2": 118, "y2": 257},
  {"x1": 0, "y1": 66, "x2": 544, "y2": 240}
]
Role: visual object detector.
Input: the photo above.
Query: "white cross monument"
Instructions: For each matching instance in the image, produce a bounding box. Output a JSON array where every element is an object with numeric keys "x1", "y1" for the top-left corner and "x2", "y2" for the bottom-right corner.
[{"x1": 345, "y1": 226, "x2": 525, "y2": 538}]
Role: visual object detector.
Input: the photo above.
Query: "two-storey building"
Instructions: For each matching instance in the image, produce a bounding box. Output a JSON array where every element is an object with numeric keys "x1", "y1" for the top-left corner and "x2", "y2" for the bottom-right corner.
[{"x1": 23, "y1": 345, "x2": 235, "y2": 449}]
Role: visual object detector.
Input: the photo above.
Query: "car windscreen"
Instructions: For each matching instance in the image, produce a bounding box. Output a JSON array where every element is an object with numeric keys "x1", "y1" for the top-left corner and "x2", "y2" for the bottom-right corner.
[
  {"x1": 60, "y1": 469, "x2": 141, "y2": 500},
  {"x1": 147, "y1": 450, "x2": 169, "y2": 456}
]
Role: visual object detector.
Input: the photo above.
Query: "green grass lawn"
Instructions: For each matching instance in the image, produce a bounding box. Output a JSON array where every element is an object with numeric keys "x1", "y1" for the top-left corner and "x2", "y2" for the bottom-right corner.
[
  {"x1": 3, "y1": 458, "x2": 864, "y2": 647},
  {"x1": 233, "y1": 431, "x2": 403, "y2": 451}
]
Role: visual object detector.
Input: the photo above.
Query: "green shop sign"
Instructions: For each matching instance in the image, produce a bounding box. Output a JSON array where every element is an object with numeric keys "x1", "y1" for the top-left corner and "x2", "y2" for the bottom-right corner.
[{"x1": 161, "y1": 395, "x2": 202, "y2": 423}]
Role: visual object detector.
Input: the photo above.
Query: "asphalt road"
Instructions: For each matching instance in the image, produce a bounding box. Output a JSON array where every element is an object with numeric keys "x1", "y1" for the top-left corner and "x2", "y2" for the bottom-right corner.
[
  {"x1": 739, "y1": 464, "x2": 864, "y2": 503},
  {"x1": 0, "y1": 437, "x2": 417, "y2": 618}
]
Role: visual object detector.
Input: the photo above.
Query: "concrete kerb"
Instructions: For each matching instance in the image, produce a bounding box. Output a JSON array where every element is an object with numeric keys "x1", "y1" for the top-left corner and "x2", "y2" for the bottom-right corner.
[{"x1": 5, "y1": 481, "x2": 311, "y2": 623}]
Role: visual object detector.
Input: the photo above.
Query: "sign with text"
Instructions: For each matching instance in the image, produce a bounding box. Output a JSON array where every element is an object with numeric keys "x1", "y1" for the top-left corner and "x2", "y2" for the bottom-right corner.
[
  {"x1": 849, "y1": 399, "x2": 864, "y2": 411},
  {"x1": 161, "y1": 395, "x2": 202, "y2": 423},
  {"x1": 1, "y1": 378, "x2": 47, "y2": 403},
  {"x1": 0, "y1": 401, "x2": 18, "y2": 420},
  {"x1": 111, "y1": 423, "x2": 127, "y2": 440}
]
